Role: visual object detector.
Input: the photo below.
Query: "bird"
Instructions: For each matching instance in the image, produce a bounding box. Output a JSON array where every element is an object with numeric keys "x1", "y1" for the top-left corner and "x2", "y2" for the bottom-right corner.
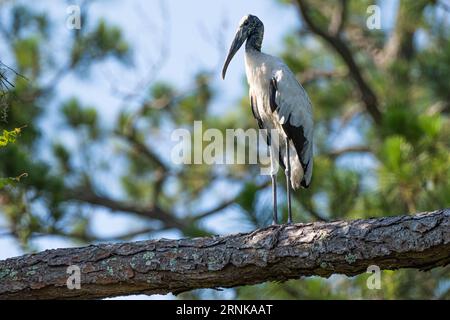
[{"x1": 222, "y1": 14, "x2": 313, "y2": 225}]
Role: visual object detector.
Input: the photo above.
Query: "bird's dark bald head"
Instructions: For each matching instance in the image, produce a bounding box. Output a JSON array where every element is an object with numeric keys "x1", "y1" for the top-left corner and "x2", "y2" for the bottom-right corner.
[
  {"x1": 222, "y1": 14, "x2": 264, "y2": 79},
  {"x1": 238, "y1": 14, "x2": 264, "y2": 34}
]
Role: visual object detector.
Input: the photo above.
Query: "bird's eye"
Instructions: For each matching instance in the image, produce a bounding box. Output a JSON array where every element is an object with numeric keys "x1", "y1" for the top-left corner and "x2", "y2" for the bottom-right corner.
[{"x1": 243, "y1": 20, "x2": 249, "y2": 26}]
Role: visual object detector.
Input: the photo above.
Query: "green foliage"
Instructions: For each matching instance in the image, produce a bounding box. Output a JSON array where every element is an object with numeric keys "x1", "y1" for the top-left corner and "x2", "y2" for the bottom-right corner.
[
  {"x1": 71, "y1": 19, "x2": 130, "y2": 68},
  {"x1": 0, "y1": 127, "x2": 22, "y2": 147},
  {"x1": 237, "y1": 182, "x2": 259, "y2": 213},
  {"x1": 237, "y1": 278, "x2": 345, "y2": 299},
  {"x1": 14, "y1": 37, "x2": 41, "y2": 76},
  {"x1": 0, "y1": 172, "x2": 28, "y2": 189},
  {"x1": 62, "y1": 98, "x2": 99, "y2": 138},
  {"x1": 0, "y1": 128, "x2": 27, "y2": 189}
]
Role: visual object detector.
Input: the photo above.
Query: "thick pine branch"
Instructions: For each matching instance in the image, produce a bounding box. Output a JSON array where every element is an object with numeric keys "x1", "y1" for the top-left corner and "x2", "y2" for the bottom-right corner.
[{"x1": 0, "y1": 209, "x2": 448, "y2": 299}]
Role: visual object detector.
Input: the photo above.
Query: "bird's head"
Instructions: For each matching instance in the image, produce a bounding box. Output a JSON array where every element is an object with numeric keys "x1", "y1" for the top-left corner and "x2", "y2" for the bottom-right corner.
[{"x1": 222, "y1": 14, "x2": 263, "y2": 79}]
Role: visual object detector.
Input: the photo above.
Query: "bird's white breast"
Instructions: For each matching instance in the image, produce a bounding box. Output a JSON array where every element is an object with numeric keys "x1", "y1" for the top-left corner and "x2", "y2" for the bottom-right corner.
[{"x1": 245, "y1": 51, "x2": 280, "y2": 128}]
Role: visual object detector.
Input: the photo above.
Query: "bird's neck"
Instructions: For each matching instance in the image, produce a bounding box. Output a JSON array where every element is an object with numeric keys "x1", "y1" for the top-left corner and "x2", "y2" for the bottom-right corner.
[{"x1": 246, "y1": 29, "x2": 263, "y2": 52}]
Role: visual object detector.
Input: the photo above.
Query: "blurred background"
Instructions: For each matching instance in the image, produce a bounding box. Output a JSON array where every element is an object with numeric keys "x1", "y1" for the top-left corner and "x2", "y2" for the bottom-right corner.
[{"x1": 0, "y1": 0, "x2": 449, "y2": 299}]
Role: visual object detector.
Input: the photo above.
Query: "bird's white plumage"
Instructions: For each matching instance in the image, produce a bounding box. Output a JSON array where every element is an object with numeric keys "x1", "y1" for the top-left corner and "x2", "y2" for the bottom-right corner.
[{"x1": 245, "y1": 49, "x2": 313, "y2": 189}]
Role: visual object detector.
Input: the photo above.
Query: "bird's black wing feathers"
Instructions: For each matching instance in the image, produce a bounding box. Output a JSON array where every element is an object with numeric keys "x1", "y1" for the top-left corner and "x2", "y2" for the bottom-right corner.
[
  {"x1": 269, "y1": 77, "x2": 310, "y2": 188},
  {"x1": 269, "y1": 78, "x2": 278, "y2": 113},
  {"x1": 281, "y1": 116, "x2": 310, "y2": 188}
]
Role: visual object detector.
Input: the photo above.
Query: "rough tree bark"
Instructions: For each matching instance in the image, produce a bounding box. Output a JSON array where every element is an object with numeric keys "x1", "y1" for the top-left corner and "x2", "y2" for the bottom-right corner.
[{"x1": 0, "y1": 209, "x2": 448, "y2": 299}]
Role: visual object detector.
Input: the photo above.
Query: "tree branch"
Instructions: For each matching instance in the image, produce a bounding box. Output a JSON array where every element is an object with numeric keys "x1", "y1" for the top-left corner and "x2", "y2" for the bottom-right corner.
[
  {"x1": 294, "y1": 0, "x2": 382, "y2": 125},
  {"x1": 117, "y1": 129, "x2": 169, "y2": 173},
  {"x1": 379, "y1": 0, "x2": 428, "y2": 67},
  {"x1": 299, "y1": 68, "x2": 348, "y2": 86},
  {"x1": 0, "y1": 209, "x2": 448, "y2": 299},
  {"x1": 328, "y1": 0, "x2": 347, "y2": 35},
  {"x1": 66, "y1": 187, "x2": 187, "y2": 231},
  {"x1": 326, "y1": 145, "x2": 372, "y2": 159},
  {"x1": 345, "y1": 24, "x2": 385, "y2": 67}
]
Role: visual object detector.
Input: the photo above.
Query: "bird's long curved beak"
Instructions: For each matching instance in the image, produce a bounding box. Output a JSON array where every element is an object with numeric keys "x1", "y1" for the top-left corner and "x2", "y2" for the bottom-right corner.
[{"x1": 222, "y1": 29, "x2": 246, "y2": 79}]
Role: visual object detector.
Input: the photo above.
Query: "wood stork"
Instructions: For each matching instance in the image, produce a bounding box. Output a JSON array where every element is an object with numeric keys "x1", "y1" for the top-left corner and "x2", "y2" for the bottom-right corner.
[{"x1": 222, "y1": 14, "x2": 313, "y2": 225}]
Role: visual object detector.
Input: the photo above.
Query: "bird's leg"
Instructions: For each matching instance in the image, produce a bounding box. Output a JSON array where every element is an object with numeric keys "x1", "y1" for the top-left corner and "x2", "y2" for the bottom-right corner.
[
  {"x1": 285, "y1": 136, "x2": 293, "y2": 224},
  {"x1": 269, "y1": 145, "x2": 278, "y2": 225}
]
